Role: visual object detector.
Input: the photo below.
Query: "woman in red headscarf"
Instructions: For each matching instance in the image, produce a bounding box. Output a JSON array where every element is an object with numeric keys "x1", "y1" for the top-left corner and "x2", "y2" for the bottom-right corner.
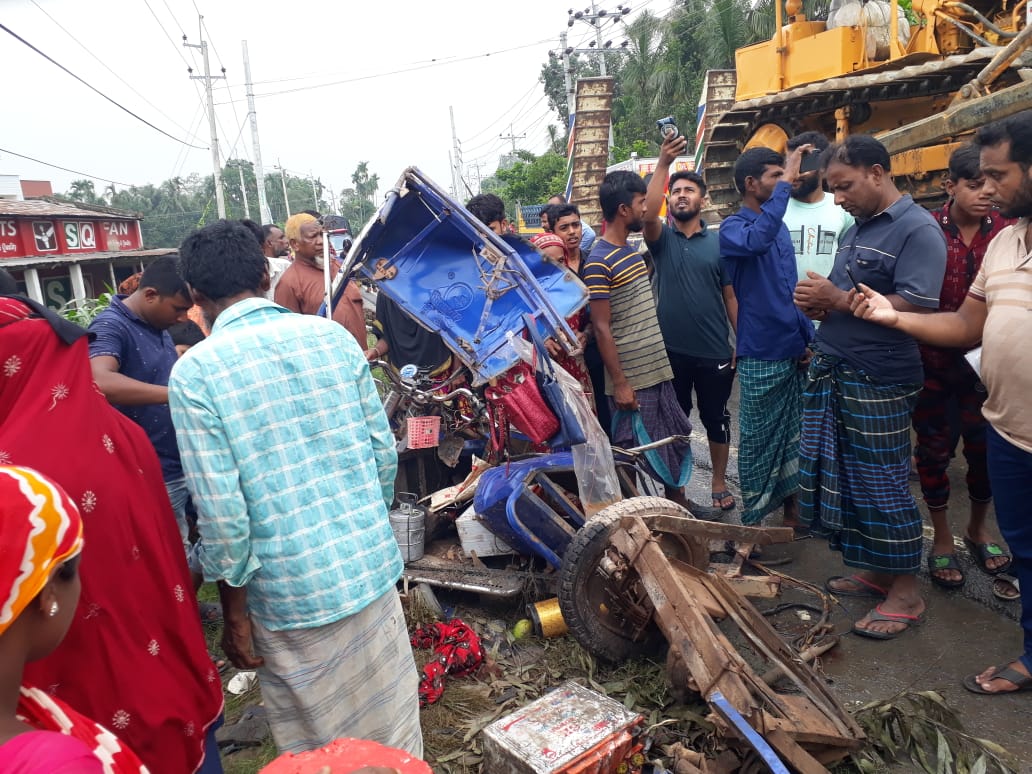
[
  {"x1": 0, "y1": 296, "x2": 224, "y2": 774},
  {"x1": 0, "y1": 465, "x2": 147, "y2": 772},
  {"x1": 530, "y1": 232, "x2": 594, "y2": 409}
]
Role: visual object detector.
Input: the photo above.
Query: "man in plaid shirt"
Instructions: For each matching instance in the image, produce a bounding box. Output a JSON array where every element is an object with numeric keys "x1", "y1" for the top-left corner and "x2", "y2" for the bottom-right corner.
[{"x1": 916, "y1": 144, "x2": 1014, "y2": 589}]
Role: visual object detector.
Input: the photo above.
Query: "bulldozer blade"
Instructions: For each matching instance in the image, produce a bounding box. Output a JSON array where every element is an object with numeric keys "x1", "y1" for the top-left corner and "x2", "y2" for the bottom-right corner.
[{"x1": 877, "y1": 76, "x2": 1032, "y2": 156}]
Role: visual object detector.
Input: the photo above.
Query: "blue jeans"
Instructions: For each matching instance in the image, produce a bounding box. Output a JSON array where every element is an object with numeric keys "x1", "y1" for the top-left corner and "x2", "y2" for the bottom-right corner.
[
  {"x1": 986, "y1": 425, "x2": 1032, "y2": 672},
  {"x1": 165, "y1": 476, "x2": 202, "y2": 575}
]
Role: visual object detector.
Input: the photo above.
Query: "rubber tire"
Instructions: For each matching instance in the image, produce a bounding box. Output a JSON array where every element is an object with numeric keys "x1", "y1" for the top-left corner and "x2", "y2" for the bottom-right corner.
[{"x1": 558, "y1": 496, "x2": 702, "y2": 664}]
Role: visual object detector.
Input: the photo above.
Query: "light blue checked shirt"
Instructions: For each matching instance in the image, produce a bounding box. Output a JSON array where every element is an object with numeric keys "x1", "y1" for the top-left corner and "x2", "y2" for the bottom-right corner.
[{"x1": 169, "y1": 298, "x2": 400, "y2": 631}]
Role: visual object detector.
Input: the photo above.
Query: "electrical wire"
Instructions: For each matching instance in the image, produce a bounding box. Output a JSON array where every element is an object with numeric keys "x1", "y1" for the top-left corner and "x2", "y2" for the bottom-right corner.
[
  {"x1": 0, "y1": 146, "x2": 133, "y2": 186},
  {"x1": 460, "y1": 80, "x2": 543, "y2": 145},
  {"x1": 213, "y1": 37, "x2": 554, "y2": 104},
  {"x1": 28, "y1": 0, "x2": 206, "y2": 144},
  {"x1": 0, "y1": 22, "x2": 207, "y2": 150}
]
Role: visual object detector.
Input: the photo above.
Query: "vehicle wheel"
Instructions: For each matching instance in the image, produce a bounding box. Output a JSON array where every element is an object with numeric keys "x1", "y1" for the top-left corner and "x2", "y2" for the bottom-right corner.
[{"x1": 558, "y1": 496, "x2": 705, "y2": 663}]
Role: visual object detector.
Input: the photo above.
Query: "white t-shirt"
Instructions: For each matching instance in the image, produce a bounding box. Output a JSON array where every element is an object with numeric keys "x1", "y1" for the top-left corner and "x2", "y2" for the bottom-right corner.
[
  {"x1": 265, "y1": 256, "x2": 292, "y2": 300},
  {"x1": 784, "y1": 192, "x2": 854, "y2": 281}
]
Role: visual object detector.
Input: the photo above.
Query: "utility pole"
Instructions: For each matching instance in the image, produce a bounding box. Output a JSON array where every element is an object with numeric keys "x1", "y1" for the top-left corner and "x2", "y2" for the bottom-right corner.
[
  {"x1": 559, "y1": 31, "x2": 576, "y2": 122},
  {"x1": 500, "y1": 124, "x2": 526, "y2": 155},
  {"x1": 278, "y1": 159, "x2": 290, "y2": 217},
  {"x1": 242, "y1": 40, "x2": 271, "y2": 224},
  {"x1": 449, "y1": 106, "x2": 463, "y2": 201},
  {"x1": 185, "y1": 18, "x2": 226, "y2": 218},
  {"x1": 467, "y1": 160, "x2": 485, "y2": 195},
  {"x1": 309, "y1": 172, "x2": 319, "y2": 209},
  {"x1": 237, "y1": 164, "x2": 250, "y2": 219},
  {"x1": 566, "y1": 4, "x2": 631, "y2": 78}
]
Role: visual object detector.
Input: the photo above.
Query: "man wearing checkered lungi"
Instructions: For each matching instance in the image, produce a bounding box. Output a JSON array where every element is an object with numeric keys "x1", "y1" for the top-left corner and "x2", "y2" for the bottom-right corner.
[{"x1": 794, "y1": 136, "x2": 946, "y2": 641}]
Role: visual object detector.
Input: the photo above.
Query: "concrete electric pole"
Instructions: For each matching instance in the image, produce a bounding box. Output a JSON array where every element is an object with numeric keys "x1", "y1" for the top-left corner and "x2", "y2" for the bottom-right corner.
[
  {"x1": 566, "y1": 4, "x2": 631, "y2": 78},
  {"x1": 185, "y1": 18, "x2": 227, "y2": 219},
  {"x1": 242, "y1": 40, "x2": 271, "y2": 224}
]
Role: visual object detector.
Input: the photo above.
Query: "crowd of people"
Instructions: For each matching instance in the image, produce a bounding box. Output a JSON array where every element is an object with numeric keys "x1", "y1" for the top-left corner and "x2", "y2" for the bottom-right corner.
[{"x1": 0, "y1": 107, "x2": 1030, "y2": 771}]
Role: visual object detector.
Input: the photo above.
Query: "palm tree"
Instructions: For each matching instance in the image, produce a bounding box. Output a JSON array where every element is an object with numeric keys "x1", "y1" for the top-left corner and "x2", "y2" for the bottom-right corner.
[
  {"x1": 67, "y1": 179, "x2": 99, "y2": 204},
  {"x1": 616, "y1": 11, "x2": 675, "y2": 145}
]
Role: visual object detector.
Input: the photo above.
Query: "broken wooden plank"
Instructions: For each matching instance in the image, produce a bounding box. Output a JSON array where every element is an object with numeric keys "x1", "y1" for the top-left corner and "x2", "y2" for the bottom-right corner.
[
  {"x1": 611, "y1": 519, "x2": 757, "y2": 713},
  {"x1": 622, "y1": 514, "x2": 794, "y2": 545},
  {"x1": 765, "y1": 728, "x2": 831, "y2": 774}
]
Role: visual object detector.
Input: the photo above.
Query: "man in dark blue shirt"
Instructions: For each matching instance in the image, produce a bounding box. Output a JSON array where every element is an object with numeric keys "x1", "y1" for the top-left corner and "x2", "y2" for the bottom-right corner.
[
  {"x1": 720, "y1": 145, "x2": 815, "y2": 527},
  {"x1": 645, "y1": 133, "x2": 738, "y2": 512},
  {"x1": 793, "y1": 135, "x2": 946, "y2": 641},
  {"x1": 89, "y1": 257, "x2": 196, "y2": 572}
]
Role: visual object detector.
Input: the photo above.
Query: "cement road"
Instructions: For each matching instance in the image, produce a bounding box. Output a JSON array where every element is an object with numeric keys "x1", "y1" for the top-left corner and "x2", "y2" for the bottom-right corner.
[{"x1": 679, "y1": 379, "x2": 1032, "y2": 769}]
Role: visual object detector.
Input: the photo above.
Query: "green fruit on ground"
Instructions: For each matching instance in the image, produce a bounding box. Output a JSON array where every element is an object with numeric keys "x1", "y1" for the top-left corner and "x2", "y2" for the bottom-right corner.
[{"x1": 512, "y1": 619, "x2": 533, "y2": 639}]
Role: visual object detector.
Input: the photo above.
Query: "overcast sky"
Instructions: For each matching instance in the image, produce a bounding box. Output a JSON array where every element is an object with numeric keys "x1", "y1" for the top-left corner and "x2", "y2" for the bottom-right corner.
[{"x1": 1, "y1": 0, "x2": 654, "y2": 210}]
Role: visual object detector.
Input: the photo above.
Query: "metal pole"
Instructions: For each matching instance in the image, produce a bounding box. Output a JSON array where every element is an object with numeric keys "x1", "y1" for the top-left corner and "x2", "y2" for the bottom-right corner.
[
  {"x1": 278, "y1": 159, "x2": 290, "y2": 217},
  {"x1": 449, "y1": 106, "x2": 463, "y2": 200},
  {"x1": 238, "y1": 164, "x2": 250, "y2": 219},
  {"x1": 591, "y1": 1, "x2": 607, "y2": 77},
  {"x1": 186, "y1": 20, "x2": 226, "y2": 218},
  {"x1": 310, "y1": 172, "x2": 319, "y2": 209},
  {"x1": 242, "y1": 40, "x2": 271, "y2": 224},
  {"x1": 560, "y1": 31, "x2": 576, "y2": 119}
]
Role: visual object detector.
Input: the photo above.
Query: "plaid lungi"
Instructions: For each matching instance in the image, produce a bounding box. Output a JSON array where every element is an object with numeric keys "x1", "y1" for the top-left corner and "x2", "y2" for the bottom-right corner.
[
  {"x1": 799, "y1": 353, "x2": 923, "y2": 574},
  {"x1": 610, "y1": 380, "x2": 693, "y2": 488},
  {"x1": 252, "y1": 590, "x2": 423, "y2": 756},
  {"x1": 737, "y1": 358, "x2": 805, "y2": 525}
]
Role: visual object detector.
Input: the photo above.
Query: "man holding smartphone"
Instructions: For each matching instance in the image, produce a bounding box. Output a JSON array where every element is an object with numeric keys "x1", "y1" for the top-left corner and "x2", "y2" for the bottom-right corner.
[{"x1": 793, "y1": 135, "x2": 946, "y2": 641}]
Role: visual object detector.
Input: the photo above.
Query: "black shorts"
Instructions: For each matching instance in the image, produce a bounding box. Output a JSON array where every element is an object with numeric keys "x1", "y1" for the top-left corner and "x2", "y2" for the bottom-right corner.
[{"x1": 667, "y1": 350, "x2": 734, "y2": 445}]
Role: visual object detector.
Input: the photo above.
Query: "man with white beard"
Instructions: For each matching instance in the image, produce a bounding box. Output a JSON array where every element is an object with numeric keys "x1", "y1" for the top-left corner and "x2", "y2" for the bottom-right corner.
[{"x1": 273, "y1": 212, "x2": 366, "y2": 348}]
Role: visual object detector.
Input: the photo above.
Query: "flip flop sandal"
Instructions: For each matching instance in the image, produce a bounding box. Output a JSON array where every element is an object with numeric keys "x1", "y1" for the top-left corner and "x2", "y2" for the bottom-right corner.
[
  {"x1": 851, "y1": 604, "x2": 924, "y2": 640},
  {"x1": 824, "y1": 574, "x2": 888, "y2": 598},
  {"x1": 927, "y1": 553, "x2": 966, "y2": 589},
  {"x1": 963, "y1": 538, "x2": 1012, "y2": 576},
  {"x1": 962, "y1": 664, "x2": 1032, "y2": 695},
  {"x1": 992, "y1": 575, "x2": 1020, "y2": 602},
  {"x1": 711, "y1": 490, "x2": 737, "y2": 511}
]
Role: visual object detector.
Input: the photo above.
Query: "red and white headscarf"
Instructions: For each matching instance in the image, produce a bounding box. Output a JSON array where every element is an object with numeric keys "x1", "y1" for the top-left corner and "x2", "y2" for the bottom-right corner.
[{"x1": 0, "y1": 465, "x2": 83, "y2": 637}]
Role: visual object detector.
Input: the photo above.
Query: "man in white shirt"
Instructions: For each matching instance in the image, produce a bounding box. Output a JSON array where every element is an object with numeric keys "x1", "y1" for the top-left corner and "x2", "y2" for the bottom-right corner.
[{"x1": 783, "y1": 132, "x2": 854, "y2": 282}]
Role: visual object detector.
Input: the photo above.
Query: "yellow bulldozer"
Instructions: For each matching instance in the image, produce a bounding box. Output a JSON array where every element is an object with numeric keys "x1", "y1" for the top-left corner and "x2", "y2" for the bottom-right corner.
[{"x1": 701, "y1": 0, "x2": 1032, "y2": 218}]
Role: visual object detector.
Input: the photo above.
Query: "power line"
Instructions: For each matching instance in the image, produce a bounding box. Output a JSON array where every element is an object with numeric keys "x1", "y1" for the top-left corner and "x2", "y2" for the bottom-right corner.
[
  {"x1": 214, "y1": 38, "x2": 554, "y2": 104},
  {"x1": 28, "y1": 0, "x2": 206, "y2": 144},
  {"x1": 0, "y1": 146, "x2": 133, "y2": 186},
  {"x1": 460, "y1": 80, "x2": 542, "y2": 145},
  {"x1": 0, "y1": 22, "x2": 207, "y2": 150}
]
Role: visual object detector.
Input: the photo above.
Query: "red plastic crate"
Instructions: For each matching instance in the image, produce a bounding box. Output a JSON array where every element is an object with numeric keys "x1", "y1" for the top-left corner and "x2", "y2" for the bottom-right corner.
[{"x1": 406, "y1": 415, "x2": 441, "y2": 449}]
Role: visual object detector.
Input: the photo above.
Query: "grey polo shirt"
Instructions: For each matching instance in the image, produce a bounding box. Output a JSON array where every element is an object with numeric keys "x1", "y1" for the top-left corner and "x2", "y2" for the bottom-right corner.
[
  {"x1": 646, "y1": 222, "x2": 733, "y2": 361},
  {"x1": 814, "y1": 195, "x2": 946, "y2": 384}
]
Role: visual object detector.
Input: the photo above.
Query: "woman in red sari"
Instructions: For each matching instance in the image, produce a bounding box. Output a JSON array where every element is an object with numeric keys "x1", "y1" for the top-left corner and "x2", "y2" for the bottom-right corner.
[
  {"x1": 0, "y1": 465, "x2": 147, "y2": 773},
  {"x1": 0, "y1": 296, "x2": 224, "y2": 774}
]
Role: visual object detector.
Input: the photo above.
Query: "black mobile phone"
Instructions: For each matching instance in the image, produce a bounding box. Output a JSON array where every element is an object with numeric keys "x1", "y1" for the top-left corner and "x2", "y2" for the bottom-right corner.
[
  {"x1": 800, "y1": 150, "x2": 821, "y2": 174},
  {"x1": 844, "y1": 264, "x2": 862, "y2": 293}
]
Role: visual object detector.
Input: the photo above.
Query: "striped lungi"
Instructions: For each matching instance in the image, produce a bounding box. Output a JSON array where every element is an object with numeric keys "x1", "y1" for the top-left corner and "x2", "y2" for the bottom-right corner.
[
  {"x1": 737, "y1": 357, "x2": 805, "y2": 525},
  {"x1": 799, "y1": 352, "x2": 923, "y2": 574},
  {"x1": 610, "y1": 380, "x2": 693, "y2": 488},
  {"x1": 252, "y1": 589, "x2": 423, "y2": 757}
]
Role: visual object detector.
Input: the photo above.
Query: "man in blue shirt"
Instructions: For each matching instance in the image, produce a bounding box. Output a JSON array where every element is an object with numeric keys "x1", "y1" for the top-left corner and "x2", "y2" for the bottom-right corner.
[
  {"x1": 645, "y1": 132, "x2": 738, "y2": 512},
  {"x1": 719, "y1": 145, "x2": 815, "y2": 526},
  {"x1": 170, "y1": 220, "x2": 420, "y2": 757},
  {"x1": 794, "y1": 135, "x2": 946, "y2": 641},
  {"x1": 88, "y1": 257, "x2": 197, "y2": 565}
]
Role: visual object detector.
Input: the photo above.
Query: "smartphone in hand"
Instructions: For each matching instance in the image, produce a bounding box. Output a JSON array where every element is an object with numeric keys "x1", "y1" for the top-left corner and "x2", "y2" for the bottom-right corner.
[
  {"x1": 844, "y1": 264, "x2": 862, "y2": 294},
  {"x1": 800, "y1": 150, "x2": 821, "y2": 174}
]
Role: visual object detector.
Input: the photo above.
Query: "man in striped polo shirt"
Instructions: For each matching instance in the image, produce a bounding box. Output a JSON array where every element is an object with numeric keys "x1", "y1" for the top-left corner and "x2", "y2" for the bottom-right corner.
[{"x1": 583, "y1": 170, "x2": 704, "y2": 515}]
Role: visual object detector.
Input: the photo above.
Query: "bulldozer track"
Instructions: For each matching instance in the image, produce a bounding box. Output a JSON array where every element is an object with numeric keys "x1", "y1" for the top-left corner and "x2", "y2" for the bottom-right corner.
[{"x1": 702, "y1": 48, "x2": 1030, "y2": 219}]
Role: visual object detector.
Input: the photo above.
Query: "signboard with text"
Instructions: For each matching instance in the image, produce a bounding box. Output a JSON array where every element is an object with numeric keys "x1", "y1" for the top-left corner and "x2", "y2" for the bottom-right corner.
[{"x1": 0, "y1": 217, "x2": 141, "y2": 259}]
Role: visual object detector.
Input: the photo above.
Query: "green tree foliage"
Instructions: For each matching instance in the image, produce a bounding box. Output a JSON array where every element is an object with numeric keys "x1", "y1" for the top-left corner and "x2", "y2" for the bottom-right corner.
[
  {"x1": 66, "y1": 163, "x2": 333, "y2": 250},
  {"x1": 541, "y1": 1, "x2": 771, "y2": 164},
  {"x1": 493, "y1": 151, "x2": 568, "y2": 211}
]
